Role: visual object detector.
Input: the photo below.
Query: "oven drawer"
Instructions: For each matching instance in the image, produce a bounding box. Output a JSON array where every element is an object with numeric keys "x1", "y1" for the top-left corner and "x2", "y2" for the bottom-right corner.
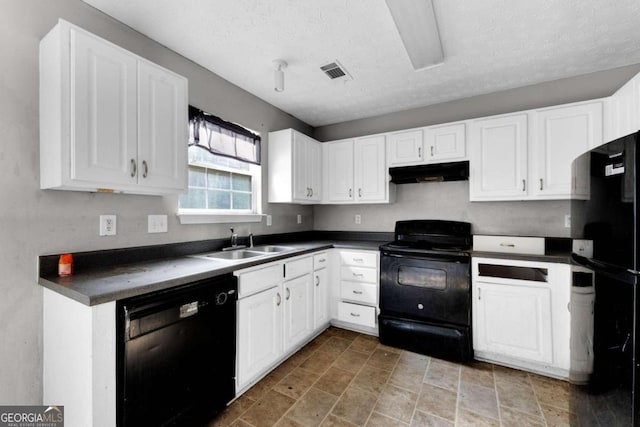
[
  {"x1": 341, "y1": 281, "x2": 377, "y2": 305},
  {"x1": 341, "y1": 266, "x2": 377, "y2": 283},
  {"x1": 340, "y1": 251, "x2": 377, "y2": 268},
  {"x1": 338, "y1": 302, "x2": 376, "y2": 328}
]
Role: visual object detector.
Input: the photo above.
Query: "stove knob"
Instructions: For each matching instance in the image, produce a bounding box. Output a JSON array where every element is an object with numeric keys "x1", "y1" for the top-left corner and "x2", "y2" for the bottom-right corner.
[
  {"x1": 417, "y1": 303, "x2": 424, "y2": 310},
  {"x1": 215, "y1": 292, "x2": 228, "y2": 305}
]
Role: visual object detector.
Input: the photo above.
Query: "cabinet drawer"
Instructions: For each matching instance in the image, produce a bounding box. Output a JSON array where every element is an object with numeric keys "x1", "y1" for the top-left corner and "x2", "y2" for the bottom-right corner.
[
  {"x1": 285, "y1": 256, "x2": 313, "y2": 280},
  {"x1": 341, "y1": 282, "x2": 377, "y2": 305},
  {"x1": 473, "y1": 235, "x2": 544, "y2": 255},
  {"x1": 314, "y1": 252, "x2": 329, "y2": 270},
  {"x1": 338, "y1": 302, "x2": 376, "y2": 328},
  {"x1": 340, "y1": 266, "x2": 377, "y2": 283},
  {"x1": 237, "y1": 264, "x2": 283, "y2": 298},
  {"x1": 340, "y1": 251, "x2": 377, "y2": 268}
]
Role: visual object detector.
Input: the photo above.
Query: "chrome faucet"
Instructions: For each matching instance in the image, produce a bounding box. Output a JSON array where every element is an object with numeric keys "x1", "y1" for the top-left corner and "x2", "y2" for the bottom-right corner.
[
  {"x1": 230, "y1": 228, "x2": 238, "y2": 247},
  {"x1": 249, "y1": 233, "x2": 254, "y2": 248}
]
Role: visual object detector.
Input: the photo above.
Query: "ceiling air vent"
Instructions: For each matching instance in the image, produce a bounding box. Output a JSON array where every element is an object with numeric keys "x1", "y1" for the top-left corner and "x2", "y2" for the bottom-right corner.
[{"x1": 320, "y1": 61, "x2": 352, "y2": 81}]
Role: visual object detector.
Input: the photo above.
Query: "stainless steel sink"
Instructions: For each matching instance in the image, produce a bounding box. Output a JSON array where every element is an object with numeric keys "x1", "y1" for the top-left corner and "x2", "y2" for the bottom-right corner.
[
  {"x1": 200, "y1": 250, "x2": 265, "y2": 260},
  {"x1": 249, "y1": 245, "x2": 295, "y2": 253}
]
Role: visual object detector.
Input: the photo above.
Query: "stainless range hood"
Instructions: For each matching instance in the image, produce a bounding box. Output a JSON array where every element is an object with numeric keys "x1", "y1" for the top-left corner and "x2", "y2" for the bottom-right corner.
[{"x1": 389, "y1": 161, "x2": 469, "y2": 184}]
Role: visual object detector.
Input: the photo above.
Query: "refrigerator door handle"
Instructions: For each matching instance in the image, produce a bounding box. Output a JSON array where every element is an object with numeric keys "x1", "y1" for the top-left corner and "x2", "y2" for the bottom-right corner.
[{"x1": 572, "y1": 253, "x2": 638, "y2": 285}]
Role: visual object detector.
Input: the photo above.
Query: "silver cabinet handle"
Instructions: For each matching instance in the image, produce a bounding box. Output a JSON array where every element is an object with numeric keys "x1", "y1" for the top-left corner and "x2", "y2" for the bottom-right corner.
[
  {"x1": 522, "y1": 179, "x2": 526, "y2": 192},
  {"x1": 286, "y1": 287, "x2": 290, "y2": 300},
  {"x1": 130, "y1": 159, "x2": 137, "y2": 177},
  {"x1": 358, "y1": 188, "x2": 362, "y2": 197},
  {"x1": 539, "y1": 178, "x2": 543, "y2": 191},
  {"x1": 353, "y1": 258, "x2": 364, "y2": 262},
  {"x1": 418, "y1": 147, "x2": 421, "y2": 158},
  {"x1": 478, "y1": 288, "x2": 482, "y2": 300},
  {"x1": 349, "y1": 188, "x2": 352, "y2": 198},
  {"x1": 318, "y1": 258, "x2": 326, "y2": 264},
  {"x1": 315, "y1": 275, "x2": 320, "y2": 286},
  {"x1": 306, "y1": 187, "x2": 311, "y2": 197},
  {"x1": 276, "y1": 292, "x2": 281, "y2": 306},
  {"x1": 499, "y1": 243, "x2": 515, "y2": 247},
  {"x1": 310, "y1": 188, "x2": 314, "y2": 197},
  {"x1": 350, "y1": 312, "x2": 361, "y2": 317},
  {"x1": 430, "y1": 146, "x2": 434, "y2": 157},
  {"x1": 142, "y1": 160, "x2": 148, "y2": 178},
  {"x1": 353, "y1": 273, "x2": 364, "y2": 277},
  {"x1": 353, "y1": 290, "x2": 363, "y2": 295}
]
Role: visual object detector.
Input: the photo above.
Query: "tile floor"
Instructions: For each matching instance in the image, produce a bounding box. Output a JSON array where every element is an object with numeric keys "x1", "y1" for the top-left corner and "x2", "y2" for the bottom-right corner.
[{"x1": 208, "y1": 327, "x2": 616, "y2": 427}]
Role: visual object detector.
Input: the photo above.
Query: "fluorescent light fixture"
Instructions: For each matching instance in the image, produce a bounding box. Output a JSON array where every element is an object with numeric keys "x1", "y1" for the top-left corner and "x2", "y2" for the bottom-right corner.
[
  {"x1": 385, "y1": 0, "x2": 444, "y2": 70},
  {"x1": 273, "y1": 59, "x2": 288, "y2": 92}
]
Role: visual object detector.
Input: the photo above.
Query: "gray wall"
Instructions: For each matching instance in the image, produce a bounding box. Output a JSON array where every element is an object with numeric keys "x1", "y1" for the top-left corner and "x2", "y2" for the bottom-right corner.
[
  {"x1": 313, "y1": 64, "x2": 640, "y2": 237},
  {"x1": 0, "y1": 0, "x2": 312, "y2": 404},
  {"x1": 314, "y1": 182, "x2": 570, "y2": 237}
]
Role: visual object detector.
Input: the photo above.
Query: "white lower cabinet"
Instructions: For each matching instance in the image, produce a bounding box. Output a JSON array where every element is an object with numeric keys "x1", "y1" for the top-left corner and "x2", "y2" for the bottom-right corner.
[
  {"x1": 236, "y1": 285, "x2": 283, "y2": 389},
  {"x1": 313, "y1": 252, "x2": 329, "y2": 329},
  {"x1": 235, "y1": 252, "x2": 329, "y2": 394},
  {"x1": 333, "y1": 250, "x2": 379, "y2": 332},
  {"x1": 283, "y1": 273, "x2": 314, "y2": 352},
  {"x1": 472, "y1": 257, "x2": 571, "y2": 378}
]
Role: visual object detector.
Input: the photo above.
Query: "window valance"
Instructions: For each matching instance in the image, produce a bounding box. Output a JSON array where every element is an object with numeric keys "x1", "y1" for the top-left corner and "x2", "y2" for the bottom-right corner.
[{"x1": 188, "y1": 106, "x2": 261, "y2": 165}]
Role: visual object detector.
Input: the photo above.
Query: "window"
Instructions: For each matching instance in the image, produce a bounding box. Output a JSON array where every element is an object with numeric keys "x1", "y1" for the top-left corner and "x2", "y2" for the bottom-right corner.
[{"x1": 178, "y1": 107, "x2": 262, "y2": 224}]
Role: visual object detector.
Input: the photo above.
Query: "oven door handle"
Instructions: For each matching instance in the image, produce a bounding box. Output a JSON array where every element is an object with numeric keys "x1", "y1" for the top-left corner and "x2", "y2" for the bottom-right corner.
[{"x1": 381, "y1": 251, "x2": 469, "y2": 264}]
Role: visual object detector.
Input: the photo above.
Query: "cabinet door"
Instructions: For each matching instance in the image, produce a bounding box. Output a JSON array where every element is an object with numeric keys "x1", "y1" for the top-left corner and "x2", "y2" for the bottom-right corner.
[
  {"x1": 326, "y1": 140, "x2": 354, "y2": 202},
  {"x1": 307, "y1": 139, "x2": 323, "y2": 202},
  {"x1": 424, "y1": 123, "x2": 466, "y2": 162},
  {"x1": 292, "y1": 132, "x2": 310, "y2": 201},
  {"x1": 387, "y1": 129, "x2": 424, "y2": 166},
  {"x1": 354, "y1": 135, "x2": 387, "y2": 202},
  {"x1": 137, "y1": 60, "x2": 188, "y2": 192},
  {"x1": 605, "y1": 76, "x2": 638, "y2": 142},
  {"x1": 314, "y1": 268, "x2": 329, "y2": 330},
  {"x1": 283, "y1": 274, "x2": 314, "y2": 352},
  {"x1": 474, "y1": 281, "x2": 553, "y2": 364},
  {"x1": 470, "y1": 114, "x2": 528, "y2": 200},
  {"x1": 533, "y1": 102, "x2": 601, "y2": 199},
  {"x1": 70, "y1": 27, "x2": 137, "y2": 186},
  {"x1": 237, "y1": 286, "x2": 283, "y2": 389}
]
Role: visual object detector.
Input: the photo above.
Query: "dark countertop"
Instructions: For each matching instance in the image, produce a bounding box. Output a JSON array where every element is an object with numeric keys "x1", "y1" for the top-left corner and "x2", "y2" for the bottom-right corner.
[{"x1": 39, "y1": 239, "x2": 387, "y2": 306}]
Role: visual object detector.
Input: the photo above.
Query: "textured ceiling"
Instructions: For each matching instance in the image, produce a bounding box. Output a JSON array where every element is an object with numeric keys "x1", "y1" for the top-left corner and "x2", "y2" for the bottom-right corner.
[{"x1": 82, "y1": 0, "x2": 640, "y2": 127}]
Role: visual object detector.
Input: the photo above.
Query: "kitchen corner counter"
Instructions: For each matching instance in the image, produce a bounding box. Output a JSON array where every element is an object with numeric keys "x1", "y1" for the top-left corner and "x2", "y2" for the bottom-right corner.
[{"x1": 39, "y1": 237, "x2": 388, "y2": 306}]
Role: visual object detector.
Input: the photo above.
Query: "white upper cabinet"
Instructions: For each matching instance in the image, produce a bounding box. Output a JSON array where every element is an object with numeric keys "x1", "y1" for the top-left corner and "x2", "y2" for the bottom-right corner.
[
  {"x1": 39, "y1": 20, "x2": 188, "y2": 195},
  {"x1": 268, "y1": 129, "x2": 321, "y2": 204},
  {"x1": 605, "y1": 73, "x2": 640, "y2": 142},
  {"x1": 470, "y1": 101, "x2": 602, "y2": 201},
  {"x1": 387, "y1": 129, "x2": 424, "y2": 166},
  {"x1": 532, "y1": 102, "x2": 602, "y2": 199},
  {"x1": 424, "y1": 123, "x2": 466, "y2": 162},
  {"x1": 470, "y1": 114, "x2": 528, "y2": 200},
  {"x1": 323, "y1": 135, "x2": 393, "y2": 204},
  {"x1": 325, "y1": 140, "x2": 355, "y2": 202},
  {"x1": 354, "y1": 135, "x2": 388, "y2": 202},
  {"x1": 137, "y1": 61, "x2": 188, "y2": 191}
]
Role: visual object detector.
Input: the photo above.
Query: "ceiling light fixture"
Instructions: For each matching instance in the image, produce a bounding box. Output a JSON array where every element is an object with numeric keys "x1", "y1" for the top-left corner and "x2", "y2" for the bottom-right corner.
[
  {"x1": 273, "y1": 59, "x2": 288, "y2": 92},
  {"x1": 385, "y1": 0, "x2": 444, "y2": 71}
]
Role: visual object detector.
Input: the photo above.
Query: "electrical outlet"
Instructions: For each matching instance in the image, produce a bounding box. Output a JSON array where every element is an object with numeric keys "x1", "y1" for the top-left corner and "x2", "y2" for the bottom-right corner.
[
  {"x1": 148, "y1": 215, "x2": 168, "y2": 233},
  {"x1": 99, "y1": 215, "x2": 116, "y2": 236},
  {"x1": 297, "y1": 214, "x2": 302, "y2": 224},
  {"x1": 266, "y1": 214, "x2": 272, "y2": 226},
  {"x1": 564, "y1": 214, "x2": 571, "y2": 228},
  {"x1": 355, "y1": 214, "x2": 362, "y2": 224}
]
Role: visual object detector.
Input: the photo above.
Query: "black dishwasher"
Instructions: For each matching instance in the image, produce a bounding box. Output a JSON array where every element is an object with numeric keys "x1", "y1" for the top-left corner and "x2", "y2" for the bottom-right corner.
[{"x1": 116, "y1": 274, "x2": 237, "y2": 427}]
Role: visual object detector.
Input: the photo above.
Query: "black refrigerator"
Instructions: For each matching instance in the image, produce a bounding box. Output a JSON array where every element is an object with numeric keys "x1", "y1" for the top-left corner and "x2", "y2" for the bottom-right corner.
[{"x1": 571, "y1": 130, "x2": 640, "y2": 425}]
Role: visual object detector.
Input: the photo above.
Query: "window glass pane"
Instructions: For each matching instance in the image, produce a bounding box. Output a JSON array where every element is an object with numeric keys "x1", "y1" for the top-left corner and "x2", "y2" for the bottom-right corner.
[
  {"x1": 207, "y1": 170, "x2": 231, "y2": 190},
  {"x1": 188, "y1": 166, "x2": 206, "y2": 187},
  {"x1": 179, "y1": 189, "x2": 206, "y2": 209},
  {"x1": 231, "y1": 174, "x2": 251, "y2": 191},
  {"x1": 208, "y1": 190, "x2": 231, "y2": 209},
  {"x1": 232, "y1": 192, "x2": 251, "y2": 210}
]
